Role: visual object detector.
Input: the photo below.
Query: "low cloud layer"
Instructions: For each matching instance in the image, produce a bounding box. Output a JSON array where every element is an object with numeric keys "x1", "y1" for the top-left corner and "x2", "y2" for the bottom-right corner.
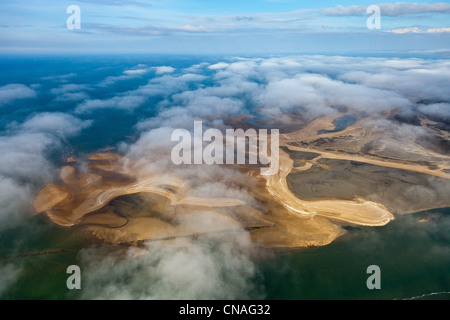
[
  {"x1": 80, "y1": 232, "x2": 262, "y2": 299},
  {"x1": 321, "y1": 2, "x2": 450, "y2": 17},
  {"x1": 386, "y1": 27, "x2": 450, "y2": 34},
  {"x1": 101, "y1": 55, "x2": 449, "y2": 127},
  {"x1": 75, "y1": 95, "x2": 146, "y2": 113},
  {"x1": 0, "y1": 263, "x2": 22, "y2": 298},
  {"x1": 0, "y1": 112, "x2": 91, "y2": 229},
  {"x1": 0, "y1": 84, "x2": 36, "y2": 105}
]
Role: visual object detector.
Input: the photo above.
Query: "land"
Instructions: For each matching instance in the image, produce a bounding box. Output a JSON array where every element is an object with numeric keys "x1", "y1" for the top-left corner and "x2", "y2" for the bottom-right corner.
[{"x1": 33, "y1": 113, "x2": 450, "y2": 248}]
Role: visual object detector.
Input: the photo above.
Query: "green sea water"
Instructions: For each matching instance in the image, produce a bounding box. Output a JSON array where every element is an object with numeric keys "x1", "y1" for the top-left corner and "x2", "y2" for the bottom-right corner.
[
  {"x1": 0, "y1": 208, "x2": 448, "y2": 300},
  {"x1": 259, "y1": 208, "x2": 450, "y2": 300}
]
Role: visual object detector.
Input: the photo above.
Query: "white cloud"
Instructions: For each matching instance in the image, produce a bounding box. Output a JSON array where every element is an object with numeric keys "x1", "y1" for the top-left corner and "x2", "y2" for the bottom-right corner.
[
  {"x1": 386, "y1": 27, "x2": 450, "y2": 34},
  {"x1": 154, "y1": 66, "x2": 175, "y2": 75},
  {"x1": 418, "y1": 102, "x2": 450, "y2": 119},
  {"x1": 51, "y1": 84, "x2": 90, "y2": 101},
  {"x1": 132, "y1": 73, "x2": 207, "y2": 98},
  {"x1": 100, "y1": 67, "x2": 150, "y2": 86},
  {"x1": 124, "y1": 69, "x2": 148, "y2": 75},
  {"x1": 50, "y1": 84, "x2": 88, "y2": 95},
  {"x1": 208, "y1": 62, "x2": 230, "y2": 70},
  {"x1": 20, "y1": 112, "x2": 93, "y2": 137},
  {"x1": 320, "y1": 2, "x2": 450, "y2": 17},
  {"x1": 78, "y1": 200, "x2": 261, "y2": 299},
  {"x1": 174, "y1": 90, "x2": 244, "y2": 118},
  {"x1": 75, "y1": 95, "x2": 147, "y2": 113},
  {"x1": 0, "y1": 113, "x2": 92, "y2": 181},
  {"x1": 130, "y1": 55, "x2": 450, "y2": 130},
  {"x1": 80, "y1": 235, "x2": 261, "y2": 299},
  {"x1": 0, "y1": 84, "x2": 36, "y2": 105},
  {"x1": 339, "y1": 66, "x2": 450, "y2": 102},
  {"x1": 41, "y1": 73, "x2": 76, "y2": 81},
  {"x1": 0, "y1": 112, "x2": 91, "y2": 229},
  {"x1": 57, "y1": 92, "x2": 89, "y2": 102},
  {"x1": 0, "y1": 263, "x2": 22, "y2": 297}
]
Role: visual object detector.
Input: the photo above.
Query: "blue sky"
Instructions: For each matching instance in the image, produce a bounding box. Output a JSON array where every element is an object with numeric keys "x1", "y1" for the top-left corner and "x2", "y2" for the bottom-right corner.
[{"x1": 0, "y1": 0, "x2": 449, "y2": 53}]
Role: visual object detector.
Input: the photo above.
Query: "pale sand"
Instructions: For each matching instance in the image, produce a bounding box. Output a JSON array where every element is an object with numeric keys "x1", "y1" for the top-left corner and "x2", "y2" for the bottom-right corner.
[
  {"x1": 34, "y1": 184, "x2": 70, "y2": 213},
  {"x1": 286, "y1": 144, "x2": 450, "y2": 179},
  {"x1": 263, "y1": 147, "x2": 394, "y2": 226}
]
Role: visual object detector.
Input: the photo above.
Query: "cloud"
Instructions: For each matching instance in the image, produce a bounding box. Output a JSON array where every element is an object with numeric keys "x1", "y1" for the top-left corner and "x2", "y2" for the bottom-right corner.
[
  {"x1": 255, "y1": 73, "x2": 410, "y2": 118},
  {"x1": 0, "y1": 177, "x2": 32, "y2": 229},
  {"x1": 79, "y1": 213, "x2": 262, "y2": 299},
  {"x1": 154, "y1": 66, "x2": 175, "y2": 75},
  {"x1": 97, "y1": 65, "x2": 177, "y2": 87},
  {"x1": 41, "y1": 73, "x2": 76, "y2": 81},
  {"x1": 417, "y1": 102, "x2": 450, "y2": 120},
  {"x1": 183, "y1": 62, "x2": 210, "y2": 73},
  {"x1": 93, "y1": 23, "x2": 211, "y2": 36},
  {"x1": 19, "y1": 112, "x2": 92, "y2": 137},
  {"x1": 75, "y1": 95, "x2": 147, "y2": 113},
  {"x1": 339, "y1": 65, "x2": 450, "y2": 103},
  {"x1": 0, "y1": 112, "x2": 92, "y2": 181},
  {"x1": 100, "y1": 66, "x2": 151, "y2": 86},
  {"x1": 208, "y1": 62, "x2": 230, "y2": 70},
  {"x1": 86, "y1": 55, "x2": 450, "y2": 131},
  {"x1": 174, "y1": 90, "x2": 244, "y2": 118},
  {"x1": 87, "y1": 9, "x2": 314, "y2": 38},
  {"x1": 51, "y1": 84, "x2": 90, "y2": 101},
  {"x1": 0, "y1": 84, "x2": 36, "y2": 105},
  {"x1": 0, "y1": 112, "x2": 91, "y2": 229},
  {"x1": 50, "y1": 84, "x2": 88, "y2": 95},
  {"x1": 0, "y1": 263, "x2": 22, "y2": 297},
  {"x1": 107, "y1": 80, "x2": 270, "y2": 298},
  {"x1": 124, "y1": 69, "x2": 148, "y2": 76},
  {"x1": 386, "y1": 27, "x2": 450, "y2": 34},
  {"x1": 127, "y1": 55, "x2": 450, "y2": 132},
  {"x1": 131, "y1": 73, "x2": 207, "y2": 99},
  {"x1": 320, "y1": 2, "x2": 450, "y2": 17}
]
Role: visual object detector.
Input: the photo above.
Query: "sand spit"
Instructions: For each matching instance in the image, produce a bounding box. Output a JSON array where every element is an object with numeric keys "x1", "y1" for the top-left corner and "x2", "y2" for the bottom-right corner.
[{"x1": 34, "y1": 114, "x2": 449, "y2": 248}]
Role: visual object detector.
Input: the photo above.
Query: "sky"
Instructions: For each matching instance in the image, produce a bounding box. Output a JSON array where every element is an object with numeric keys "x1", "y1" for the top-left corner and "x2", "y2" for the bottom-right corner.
[{"x1": 0, "y1": 0, "x2": 450, "y2": 54}]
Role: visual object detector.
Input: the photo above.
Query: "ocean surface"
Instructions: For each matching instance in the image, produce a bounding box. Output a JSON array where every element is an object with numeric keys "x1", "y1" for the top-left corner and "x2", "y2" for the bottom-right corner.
[{"x1": 0, "y1": 208, "x2": 448, "y2": 299}]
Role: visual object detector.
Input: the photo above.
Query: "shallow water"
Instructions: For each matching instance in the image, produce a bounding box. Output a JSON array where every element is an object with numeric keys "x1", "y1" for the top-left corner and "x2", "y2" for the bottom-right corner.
[
  {"x1": 0, "y1": 208, "x2": 448, "y2": 299},
  {"x1": 258, "y1": 208, "x2": 450, "y2": 300},
  {"x1": 318, "y1": 115, "x2": 359, "y2": 134}
]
